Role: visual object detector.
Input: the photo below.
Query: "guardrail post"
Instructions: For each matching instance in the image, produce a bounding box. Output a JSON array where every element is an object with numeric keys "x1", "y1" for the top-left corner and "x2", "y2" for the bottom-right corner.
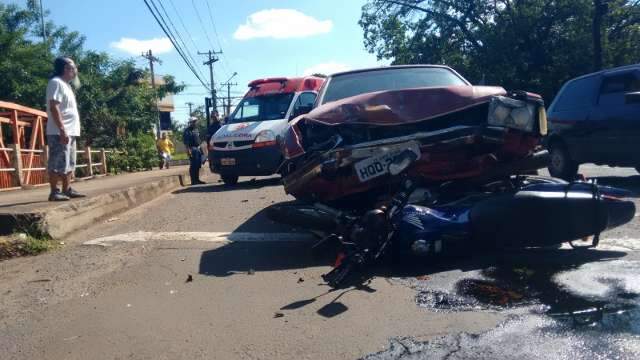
[
  {"x1": 100, "y1": 148, "x2": 107, "y2": 174},
  {"x1": 42, "y1": 145, "x2": 49, "y2": 181},
  {"x1": 85, "y1": 146, "x2": 93, "y2": 177},
  {"x1": 11, "y1": 143, "x2": 23, "y2": 186}
]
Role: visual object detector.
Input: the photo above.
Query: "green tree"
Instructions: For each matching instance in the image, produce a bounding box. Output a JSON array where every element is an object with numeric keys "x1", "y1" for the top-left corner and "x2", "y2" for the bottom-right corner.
[
  {"x1": 360, "y1": 0, "x2": 640, "y2": 102},
  {"x1": 0, "y1": 2, "x2": 185, "y2": 171}
]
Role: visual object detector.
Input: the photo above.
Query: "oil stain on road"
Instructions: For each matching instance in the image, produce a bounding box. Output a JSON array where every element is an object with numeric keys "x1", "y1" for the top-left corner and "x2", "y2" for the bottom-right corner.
[{"x1": 364, "y1": 248, "x2": 640, "y2": 359}]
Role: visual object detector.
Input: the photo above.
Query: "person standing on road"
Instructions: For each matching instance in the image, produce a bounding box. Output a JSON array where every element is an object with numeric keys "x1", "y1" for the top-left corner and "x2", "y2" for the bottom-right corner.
[
  {"x1": 207, "y1": 111, "x2": 221, "y2": 143},
  {"x1": 183, "y1": 117, "x2": 205, "y2": 185},
  {"x1": 45, "y1": 57, "x2": 86, "y2": 201},
  {"x1": 156, "y1": 132, "x2": 174, "y2": 169}
]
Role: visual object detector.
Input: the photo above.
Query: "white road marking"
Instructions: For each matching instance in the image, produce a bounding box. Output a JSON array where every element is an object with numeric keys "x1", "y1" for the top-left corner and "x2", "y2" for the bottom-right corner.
[{"x1": 83, "y1": 231, "x2": 316, "y2": 247}]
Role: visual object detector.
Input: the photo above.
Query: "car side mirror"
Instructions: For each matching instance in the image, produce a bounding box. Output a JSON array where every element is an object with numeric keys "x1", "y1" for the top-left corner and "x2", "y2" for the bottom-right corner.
[
  {"x1": 291, "y1": 105, "x2": 313, "y2": 120},
  {"x1": 625, "y1": 91, "x2": 640, "y2": 104}
]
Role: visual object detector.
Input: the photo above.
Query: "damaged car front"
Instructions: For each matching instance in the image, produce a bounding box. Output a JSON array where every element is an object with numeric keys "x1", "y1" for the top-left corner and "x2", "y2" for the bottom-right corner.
[{"x1": 279, "y1": 65, "x2": 549, "y2": 204}]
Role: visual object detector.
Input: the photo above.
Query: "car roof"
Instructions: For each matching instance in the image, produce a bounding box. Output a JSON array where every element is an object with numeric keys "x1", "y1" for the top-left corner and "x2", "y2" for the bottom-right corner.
[
  {"x1": 328, "y1": 64, "x2": 458, "y2": 78},
  {"x1": 568, "y1": 63, "x2": 640, "y2": 83}
]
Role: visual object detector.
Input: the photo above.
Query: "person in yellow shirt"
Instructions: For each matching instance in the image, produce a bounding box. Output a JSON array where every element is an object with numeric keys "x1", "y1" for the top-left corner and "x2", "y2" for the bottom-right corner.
[{"x1": 156, "y1": 132, "x2": 174, "y2": 169}]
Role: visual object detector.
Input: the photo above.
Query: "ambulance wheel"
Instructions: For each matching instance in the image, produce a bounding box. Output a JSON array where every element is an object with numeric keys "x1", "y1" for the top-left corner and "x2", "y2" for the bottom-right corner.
[{"x1": 221, "y1": 174, "x2": 239, "y2": 185}]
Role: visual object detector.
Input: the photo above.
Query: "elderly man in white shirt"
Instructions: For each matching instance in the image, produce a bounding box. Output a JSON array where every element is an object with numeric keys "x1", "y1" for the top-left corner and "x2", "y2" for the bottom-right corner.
[{"x1": 45, "y1": 57, "x2": 86, "y2": 201}]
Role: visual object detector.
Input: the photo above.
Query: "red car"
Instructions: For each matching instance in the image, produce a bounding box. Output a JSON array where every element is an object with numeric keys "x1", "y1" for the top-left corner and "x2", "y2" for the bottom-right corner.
[{"x1": 279, "y1": 65, "x2": 548, "y2": 203}]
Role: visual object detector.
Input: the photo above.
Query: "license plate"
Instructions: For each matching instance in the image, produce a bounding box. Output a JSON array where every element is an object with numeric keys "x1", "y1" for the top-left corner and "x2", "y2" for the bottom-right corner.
[
  {"x1": 220, "y1": 158, "x2": 236, "y2": 166},
  {"x1": 354, "y1": 142, "x2": 420, "y2": 182}
]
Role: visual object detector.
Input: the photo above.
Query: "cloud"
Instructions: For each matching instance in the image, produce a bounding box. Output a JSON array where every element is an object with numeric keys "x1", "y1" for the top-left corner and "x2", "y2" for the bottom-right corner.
[
  {"x1": 110, "y1": 37, "x2": 173, "y2": 55},
  {"x1": 303, "y1": 62, "x2": 350, "y2": 76},
  {"x1": 234, "y1": 9, "x2": 332, "y2": 40}
]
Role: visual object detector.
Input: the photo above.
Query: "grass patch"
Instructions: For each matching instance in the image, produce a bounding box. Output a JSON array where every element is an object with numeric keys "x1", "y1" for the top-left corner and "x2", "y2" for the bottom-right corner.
[
  {"x1": 172, "y1": 152, "x2": 188, "y2": 161},
  {"x1": 0, "y1": 233, "x2": 55, "y2": 261}
]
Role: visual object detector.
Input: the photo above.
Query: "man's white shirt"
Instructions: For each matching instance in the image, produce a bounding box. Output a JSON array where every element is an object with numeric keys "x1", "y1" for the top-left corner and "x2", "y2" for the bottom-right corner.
[{"x1": 46, "y1": 76, "x2": 80, "y2": 136}]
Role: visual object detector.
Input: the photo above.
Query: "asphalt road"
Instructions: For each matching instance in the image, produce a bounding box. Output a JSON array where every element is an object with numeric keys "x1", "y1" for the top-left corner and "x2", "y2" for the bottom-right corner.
[{"x1": 2, "y1": 165, "x2": 640, "y2": 359}]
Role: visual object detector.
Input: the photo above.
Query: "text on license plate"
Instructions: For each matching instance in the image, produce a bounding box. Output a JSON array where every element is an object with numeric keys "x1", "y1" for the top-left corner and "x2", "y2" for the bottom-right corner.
[
  {"x1": 220, "y1": 158, "x2": 236, "y2": 166},
  {"x1": 354, "y1": 142, "x2": 421, "y2": 182}
]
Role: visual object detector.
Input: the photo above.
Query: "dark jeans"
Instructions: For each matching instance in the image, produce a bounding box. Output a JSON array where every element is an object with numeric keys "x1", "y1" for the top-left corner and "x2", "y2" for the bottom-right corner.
[{"x1": 189, "y1": 147, "x2": 202, "y2": 184}]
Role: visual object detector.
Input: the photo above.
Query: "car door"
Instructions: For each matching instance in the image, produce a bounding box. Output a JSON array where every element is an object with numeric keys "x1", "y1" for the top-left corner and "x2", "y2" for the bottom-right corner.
[
  {"x1": 547, "y1": 75, "x2": 600, "y2": 162},
  {"x1": 590, "y1": 70, "x2": 640, "y2": 164}
]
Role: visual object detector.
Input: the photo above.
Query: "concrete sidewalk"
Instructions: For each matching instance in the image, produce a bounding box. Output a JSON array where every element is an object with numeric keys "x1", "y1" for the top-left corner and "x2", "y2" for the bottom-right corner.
[{"x1": 0, "y1": 166, "x2": 203, "y2": 238}]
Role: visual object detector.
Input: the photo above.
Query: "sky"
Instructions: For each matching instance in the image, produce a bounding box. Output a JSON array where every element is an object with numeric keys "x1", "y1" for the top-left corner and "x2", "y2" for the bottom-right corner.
[{"x1": 17, "y1": 0, "x2": 388, "y2": 123}]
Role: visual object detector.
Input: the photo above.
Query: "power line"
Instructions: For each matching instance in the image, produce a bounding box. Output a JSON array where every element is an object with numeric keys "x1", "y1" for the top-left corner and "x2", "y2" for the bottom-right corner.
[
  {"x1": 148, "y1": 0, "x2": 203, "y2": 80},
  {"x1": 191, "y1": 0, "x2": 217, "y2": 55},
  {"x1": 203, "y1": 0, "x2": 233, "y2": 77},
  {"x1": 155, "y1": 0, "x2": 207, "y2": 83},
  {"x1": 167, "y1": 0, "x2": 201, "y2": 53},
  {"x1": 143, "y1": 0, "x2": 210, "y2": 90}
]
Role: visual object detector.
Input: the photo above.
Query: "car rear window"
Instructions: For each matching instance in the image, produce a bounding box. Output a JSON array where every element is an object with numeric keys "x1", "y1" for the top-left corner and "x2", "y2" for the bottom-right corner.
[
  {"x1": 320, "y1": 67, "x2": 468, "y2": 105},
  {"x1": 553, "y1": 76, "x2": 599, "y2": 111}
]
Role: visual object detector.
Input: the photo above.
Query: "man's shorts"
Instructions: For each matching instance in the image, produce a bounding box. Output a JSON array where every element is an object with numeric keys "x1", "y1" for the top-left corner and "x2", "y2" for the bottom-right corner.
[{"x1": 47, "y1": 135, "x2": 77, "y2": 174}]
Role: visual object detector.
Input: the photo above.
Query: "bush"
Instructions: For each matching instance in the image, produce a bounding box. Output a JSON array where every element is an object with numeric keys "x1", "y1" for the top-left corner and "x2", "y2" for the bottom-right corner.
[{"x1": 107, "y1": 133, "x2": 157, "y2": 173}]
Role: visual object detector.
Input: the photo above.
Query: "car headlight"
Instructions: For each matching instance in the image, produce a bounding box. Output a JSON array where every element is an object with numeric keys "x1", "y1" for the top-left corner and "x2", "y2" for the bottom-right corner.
[
  {"x1": 253, "y1": 130, "x2": 277, "y2": 148},
  {"x1": 255, "y1": 130, "x2": 276, "y2": 143},
  {"x1": 488, "y1": 96, "x2": 536, "y2": 133}
]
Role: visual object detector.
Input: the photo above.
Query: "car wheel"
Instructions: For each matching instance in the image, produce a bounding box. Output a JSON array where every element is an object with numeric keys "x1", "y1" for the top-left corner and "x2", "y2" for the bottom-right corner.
[
  {"x1": 548, "y1": 143, "x2": 579, "y2": 180},
  {"x1": 221, "y1": 174, "x2": 239, "y2": 185}
]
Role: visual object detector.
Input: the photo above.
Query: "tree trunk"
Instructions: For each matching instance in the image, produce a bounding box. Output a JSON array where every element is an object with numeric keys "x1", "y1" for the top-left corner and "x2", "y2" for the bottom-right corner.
[{"x1": 593, "y1": 0, "x2": 606, "y2": 71}]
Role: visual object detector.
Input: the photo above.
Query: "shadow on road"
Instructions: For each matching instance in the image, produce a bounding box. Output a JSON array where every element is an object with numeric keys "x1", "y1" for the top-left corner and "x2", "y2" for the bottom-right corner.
[
  {"x1": 198, "y1": 241, "x2": 330, "y2": 277},
  {"x1": 198, "y1": 203, "x2": 332, "y2": 277},
  {"x1": 173, "y1": 177, "x2": 282, "y2": 194}
]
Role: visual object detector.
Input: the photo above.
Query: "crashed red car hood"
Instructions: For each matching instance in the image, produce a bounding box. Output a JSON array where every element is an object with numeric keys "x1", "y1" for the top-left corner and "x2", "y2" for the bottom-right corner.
[{"x1": 301, "y1": 85, "x2": 507, "y2": 126}]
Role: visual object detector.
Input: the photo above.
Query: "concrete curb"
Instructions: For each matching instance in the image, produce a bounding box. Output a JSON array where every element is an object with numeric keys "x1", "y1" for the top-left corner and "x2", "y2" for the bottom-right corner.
[{"x1": 1, "y1": 172, "x2": 188, "y2": 239}]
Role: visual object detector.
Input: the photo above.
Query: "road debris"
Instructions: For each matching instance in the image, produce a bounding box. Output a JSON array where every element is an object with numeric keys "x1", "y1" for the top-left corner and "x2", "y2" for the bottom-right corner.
[
  {"x1": 297, "y1": 277, "x2": 305, "y2": 283},
  {"x1": 274, "y1": 312, "x2": 284, "y2": 318},
  {"x1": 106, "y1": 217, "x2": 120, "y2": 223},
  {"x1": 28, "y1": 279, "x2": 52, "y2": 283},
  {"x1": 186, "y1": 274, "x2": 193, "y2": 283},
  {"x1": 241, "y1": 199, "x2": 249, "y2": 203}
]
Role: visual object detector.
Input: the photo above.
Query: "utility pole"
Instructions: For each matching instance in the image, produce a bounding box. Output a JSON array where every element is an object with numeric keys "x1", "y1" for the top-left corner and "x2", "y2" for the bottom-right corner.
[
  {"x1": 198, "y1": 50, "x2": 222, "y2": 126},
  {"x1": 185, "y1": 102, "x2": 194, "y2": 116},
  {"x1": 142, "y1": 49, "x2": 161, "y2": 138},
  {"x1": 39, "y1": 0, "x2": 47, "y2": 43},
  {"x1": 221, "y1": 72, "x2": 238, "y2": 117}
]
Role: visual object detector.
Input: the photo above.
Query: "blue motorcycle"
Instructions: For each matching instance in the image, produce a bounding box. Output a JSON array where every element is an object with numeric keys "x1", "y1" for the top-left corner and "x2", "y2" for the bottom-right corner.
[{"x1": 268, "y1": 151, "x2": 636, "y2": 288}]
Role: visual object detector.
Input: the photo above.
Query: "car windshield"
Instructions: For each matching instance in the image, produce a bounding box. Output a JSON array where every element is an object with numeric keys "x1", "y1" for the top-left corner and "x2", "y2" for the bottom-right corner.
[
  {"x1": 229, "y1": 93, "x2": 294, "y2": 123},
  {"x1": 321, "y1": 67, "x2": 468, "y2": 105}
]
